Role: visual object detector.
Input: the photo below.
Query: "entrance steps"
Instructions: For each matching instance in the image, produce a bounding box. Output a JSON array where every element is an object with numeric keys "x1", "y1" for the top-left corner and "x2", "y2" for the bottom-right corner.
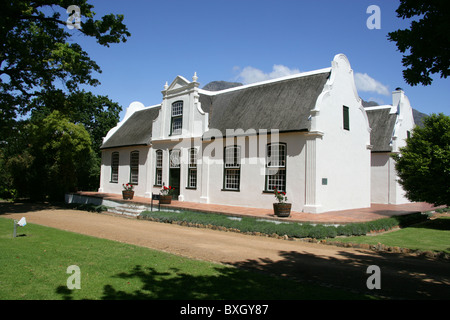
[{"x1": 106, "y1": 203, "x2": 150, "y2": 217}]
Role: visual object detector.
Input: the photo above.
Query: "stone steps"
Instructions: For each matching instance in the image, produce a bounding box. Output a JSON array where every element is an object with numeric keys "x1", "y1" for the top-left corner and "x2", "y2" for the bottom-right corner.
[{"x1": 106, "y1": 203, "x2": 150, "y2": 217}]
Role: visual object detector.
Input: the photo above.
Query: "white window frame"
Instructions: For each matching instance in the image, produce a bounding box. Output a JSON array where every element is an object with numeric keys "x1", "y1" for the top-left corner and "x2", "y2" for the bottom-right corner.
[
  {"x1": 187, "y1": 148, "x2": 197, "y2": 189},
  {"x1": 130, "y1": 151, "x2": 139, "y2": 185},
  {"x1": 265, "y1": 143, "x2": 286, "y2": 192},
  {"x1": 155, "y1": 150, "x2": 163, "y2": 186},
  {"x1": 111, "y1": 152, "x2": 119, "y2": 183},
  {"x1": 171, "y1": 101, "x2": 183, "y2": 135},
  {"x1": 223, "y1": 146, "x2": 241, "y2": 191}
]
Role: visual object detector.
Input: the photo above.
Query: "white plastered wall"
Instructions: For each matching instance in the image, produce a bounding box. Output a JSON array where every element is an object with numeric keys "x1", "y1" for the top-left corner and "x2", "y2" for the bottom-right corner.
[
  {"x1": 99, "y1": 146, "x2": 151, "y2": 197},
  {"x1": 197, "y1": 132, "x2": 307, "y2": 212},
  {"x1": 309, "y1": 54, "x2": 372, "y2": 212},
  {"x1": 370, "y1": 90, "x2": 415, "y2": 204}
]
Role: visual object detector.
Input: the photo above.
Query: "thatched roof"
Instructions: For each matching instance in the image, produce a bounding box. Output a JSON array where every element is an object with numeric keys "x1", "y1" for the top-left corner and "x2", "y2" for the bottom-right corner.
[
  {"x1": 100, "y1": 106, "x2": 161, "y2": 149},
  {"x1": 366, "y1": 107, "x2": 397, "y2": 152},
  {"x1": 100, "y1": 71, "x2": 331, "y2": 149},
  {"x1": 201, "y1": 71, "x2": 331, "y2": 138}
]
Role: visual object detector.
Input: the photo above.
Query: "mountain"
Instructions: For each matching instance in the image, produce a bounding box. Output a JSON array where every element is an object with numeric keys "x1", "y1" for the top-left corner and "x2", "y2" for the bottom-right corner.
[
  {"x1": 412, "y1": 109, "x2": 428, "y2": 127},
  {"x1": 361, "y1": 100, "x2": 380, "y2": 108},
  {"x1": 202, "y1": 81, "x2": 243, "y2": 91},
  {"x1": 361, "y1": 98, "x2": 428, "y2": 127}
]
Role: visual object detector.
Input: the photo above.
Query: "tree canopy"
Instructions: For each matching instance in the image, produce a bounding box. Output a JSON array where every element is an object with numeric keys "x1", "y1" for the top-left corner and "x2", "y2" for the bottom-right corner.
[
  {"x1": 388, "y1": 0, "x2": 450, "y2": 86},
  {"x1": 30, "y1": 89, "x2": 122, "y2": 153},
  {"x1": 0, "y1": 1, "x2": 129, "y2": 200},
  {"x1": 0, "y1": 0, "x2": 130, "y2": 135},
  {"x1": 393, "y1": 113, "x2": 450, "y2": 206},
  {"x1": 17, "y1": 111, "x2": 95, "y2": 200}
]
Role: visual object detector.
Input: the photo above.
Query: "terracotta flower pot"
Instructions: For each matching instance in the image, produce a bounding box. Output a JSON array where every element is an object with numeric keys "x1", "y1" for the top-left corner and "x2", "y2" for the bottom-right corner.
[
  {"x1": 122, "y1": 190, "x2": 134, "y2": 200},
  {"x1": 273, "y1": 203, "x2": 291, "y2": 217},
  {"x1": 159, "y1": 195, "x2": 172, "y2": 204}
]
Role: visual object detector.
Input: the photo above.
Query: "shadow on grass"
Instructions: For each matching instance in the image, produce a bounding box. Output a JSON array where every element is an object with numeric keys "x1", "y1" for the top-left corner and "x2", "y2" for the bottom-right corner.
[
  {"x1": 55, "y1": 285, "x2": 74, "y2": 300},
  {"x1": 55, "y1": 249, "x2": 450, "y2": 300},
  {"x1": 230, "y1": 249, "x2": 450, "y2": 300},
  {"x1": 103, "y1": 264, "x2": 369, "y2": 300},
  {"x1": 410, "y1": 217, "x2": 450, "y2": 231},
  {"x1": 100, "y1": 266, "x2": 270, "y2": 300},
  {"x1": 56, "y1": 264, "x2": 352, "y2": 301}
]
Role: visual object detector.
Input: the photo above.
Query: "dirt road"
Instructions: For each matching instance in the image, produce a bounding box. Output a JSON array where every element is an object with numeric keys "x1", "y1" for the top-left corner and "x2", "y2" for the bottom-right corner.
[{"x1": 1, "y1": 203, "x2": 449, "y2": 299}]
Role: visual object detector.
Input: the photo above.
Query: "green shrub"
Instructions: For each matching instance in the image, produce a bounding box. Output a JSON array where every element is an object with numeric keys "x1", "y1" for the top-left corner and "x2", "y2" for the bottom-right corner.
[{"x1": 139, "y1": 210, "x2": 429, "y2": 240}]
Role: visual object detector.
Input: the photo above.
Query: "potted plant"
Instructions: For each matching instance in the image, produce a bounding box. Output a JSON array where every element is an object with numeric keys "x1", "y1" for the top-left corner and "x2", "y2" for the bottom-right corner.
[
  {"x1": 159, "y1": 185, "x2": 175, "y2": 204},
  {"x1": 273, "y1": 188, "x2": 291, "y2": 217},
  {"x1": 122, "y1": 183, "x2": 134, "y2": 200}
]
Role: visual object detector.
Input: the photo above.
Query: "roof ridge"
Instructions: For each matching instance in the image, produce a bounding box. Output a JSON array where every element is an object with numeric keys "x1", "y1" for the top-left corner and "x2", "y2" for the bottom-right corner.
[
  {"x1": 198, "y1": 67, "x2": 332, "y2": 97},
  {"x1": 365, "y1": 105, "x2": 392, "y2": 111}
]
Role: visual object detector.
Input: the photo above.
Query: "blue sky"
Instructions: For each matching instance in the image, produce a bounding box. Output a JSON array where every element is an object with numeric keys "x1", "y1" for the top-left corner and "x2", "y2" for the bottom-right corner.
[{"x1": 69, "y1": 0, "x2": 449, "y2": 120}]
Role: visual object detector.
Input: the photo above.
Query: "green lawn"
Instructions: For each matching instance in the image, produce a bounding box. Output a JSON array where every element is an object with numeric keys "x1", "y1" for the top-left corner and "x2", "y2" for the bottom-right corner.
[
  {"x1": 0, "y1": 217, "x2": 371, "y2": 300},
  {"x1": 335, "y1": 216, "x2": 450, "y2": 254}
]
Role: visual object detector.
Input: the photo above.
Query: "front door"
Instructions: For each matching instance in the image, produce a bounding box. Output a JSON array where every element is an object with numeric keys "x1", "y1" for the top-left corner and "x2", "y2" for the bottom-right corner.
[
  {"x1": 169, "y1": 149, "x2": 181, "y2": 200},
  {"x1": 169, "y1": 168, "x2": 180, "y2": 200}
]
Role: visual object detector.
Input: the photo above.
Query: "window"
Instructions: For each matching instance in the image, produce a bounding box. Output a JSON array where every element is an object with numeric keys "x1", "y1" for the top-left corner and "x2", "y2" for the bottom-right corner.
[
  {"x1": 343, "y1": 106, "x2": 350, "y2": 131},
  {"x1": 130, "y1": 151, "x2": 139, "y2": 185},
  {"x1": 171, "y1": 101, "x2": 183, "y2": 135},
  {"x1": 111, "y1": 152, "x2": 119, "y2": 183},
  {"x1": 223, "y1": 146, "x2": 241, "y2": 191},
  {"x1": 265, "y1": 143, "x2": 286, "y2": 192},
  {"x1": 155, "y1": 150, "x2": 163, "y2": 186},
  {"x1": 188, "y1": 148, "x2": 197, "y2": 189}
]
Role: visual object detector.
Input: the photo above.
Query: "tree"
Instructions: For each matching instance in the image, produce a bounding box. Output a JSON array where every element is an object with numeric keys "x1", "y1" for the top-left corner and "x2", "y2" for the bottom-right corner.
[
  {"x1": 393, "y1": 113, "x2": 450, "y2": 206},
  {"x1": 0, "y1": 0, "x2": 130, "y2": 136},
  {"x1": 27, "y1": 89, "x2": 122, "y2": 194},
  {"x1": 23, "y1": 111, "x2": 96, "y2": 200},
  {"x1": 0, "y1": 1, "x2": 128, "y2": 200},
  {"x1": 29, "y1": 89, "x2": 122, "y2": 153},
  {"x1": 387, "y1": 0, "x2": 450, "y2": 86}
]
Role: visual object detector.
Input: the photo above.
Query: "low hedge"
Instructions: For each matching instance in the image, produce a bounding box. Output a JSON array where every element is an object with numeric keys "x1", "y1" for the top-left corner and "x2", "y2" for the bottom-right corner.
[{"x1": 139, "y1": 210, "x2": 430, "y2": 240}]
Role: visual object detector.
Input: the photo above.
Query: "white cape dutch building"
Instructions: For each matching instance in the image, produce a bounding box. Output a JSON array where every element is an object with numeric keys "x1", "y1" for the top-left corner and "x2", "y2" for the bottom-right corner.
[{"x1": 98, "y1": 54, "x2": 414, "y2": 214}]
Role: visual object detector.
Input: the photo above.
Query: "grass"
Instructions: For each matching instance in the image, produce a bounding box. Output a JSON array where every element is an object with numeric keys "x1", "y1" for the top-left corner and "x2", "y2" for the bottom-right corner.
[
  {"x1": 0, "y1": 217, "x2": 371, "y2": 300},
  {"x1": 334, "y1": 216, "x2": 450, "y2": 254}
]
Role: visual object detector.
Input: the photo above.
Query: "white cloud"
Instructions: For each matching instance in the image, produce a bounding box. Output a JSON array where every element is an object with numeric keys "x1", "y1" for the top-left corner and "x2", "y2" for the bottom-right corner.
[
  {"x1": 354, "y1": 72, "x2": 390, "y2": 96},
  {"x1": 235, "y1": 64, "x2": 301, "y2": 84}
]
